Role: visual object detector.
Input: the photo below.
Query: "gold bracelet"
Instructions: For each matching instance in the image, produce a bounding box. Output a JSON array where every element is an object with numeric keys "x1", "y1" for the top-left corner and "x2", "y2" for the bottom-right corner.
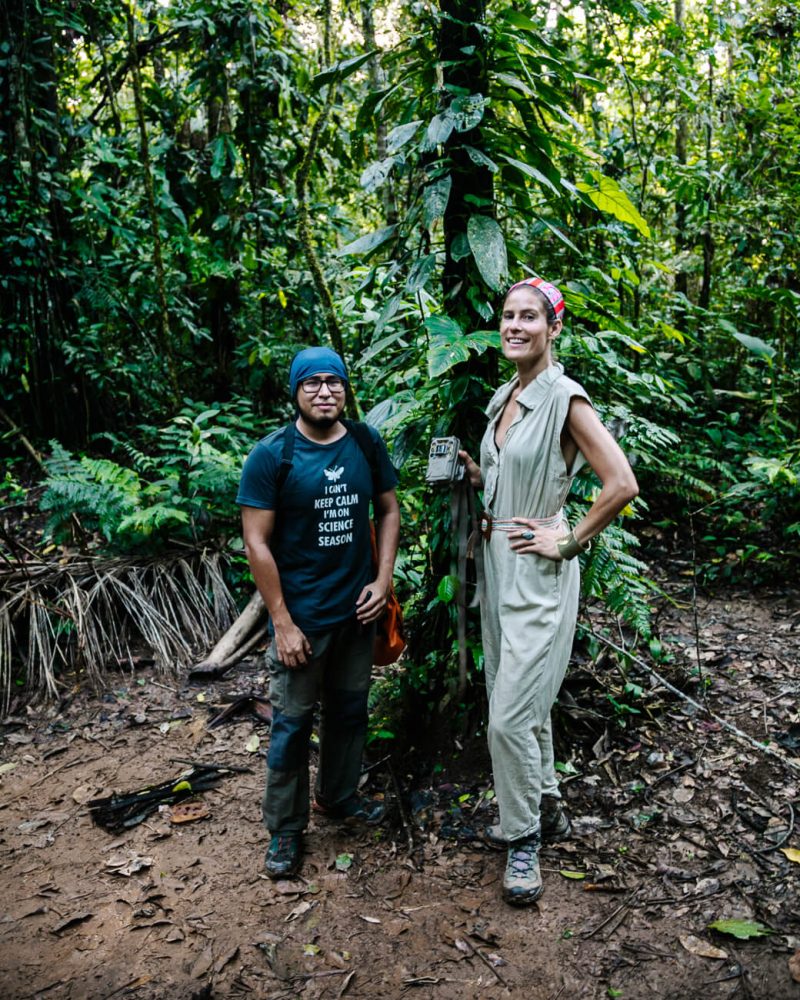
[{"x1": 556, "y1": 530, "x2": 590, "y2": 560}]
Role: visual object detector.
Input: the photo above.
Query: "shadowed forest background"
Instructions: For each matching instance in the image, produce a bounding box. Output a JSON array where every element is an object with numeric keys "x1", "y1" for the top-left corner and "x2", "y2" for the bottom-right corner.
[{"x1": 1, "y1": 0, "x2": 798, "y2": 724}]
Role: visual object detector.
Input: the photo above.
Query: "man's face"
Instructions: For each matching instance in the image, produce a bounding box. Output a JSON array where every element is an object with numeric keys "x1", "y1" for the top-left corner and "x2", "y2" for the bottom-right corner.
[{"x1": 295, "y1": 372, "x2": 347, "y2": 428}]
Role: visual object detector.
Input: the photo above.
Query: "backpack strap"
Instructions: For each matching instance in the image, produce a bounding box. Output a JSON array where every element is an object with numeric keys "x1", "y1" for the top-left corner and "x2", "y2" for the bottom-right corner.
[
  {"x1": 276, "y1": 424, "x2": 296, "y2": 494},
  {"x1": 341, "y1": 418, "x2": 380, "y2": 496}
]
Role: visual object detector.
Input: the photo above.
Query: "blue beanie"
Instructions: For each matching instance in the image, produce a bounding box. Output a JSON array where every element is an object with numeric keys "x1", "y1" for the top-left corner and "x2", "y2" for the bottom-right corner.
[{"x1": 289, "y1": 347, "x2": 349, "y2": 398}]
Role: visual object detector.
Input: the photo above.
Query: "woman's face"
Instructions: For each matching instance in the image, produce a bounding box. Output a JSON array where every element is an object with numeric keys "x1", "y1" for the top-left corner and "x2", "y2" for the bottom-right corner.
[{"x1": 500, "y1": 286, "x2": 560, "y2": 374}]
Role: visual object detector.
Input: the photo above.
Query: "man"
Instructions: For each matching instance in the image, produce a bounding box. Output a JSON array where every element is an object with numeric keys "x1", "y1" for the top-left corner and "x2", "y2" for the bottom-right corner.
[{"x1": 237, "y1": 347, "x2": 400, "y2": 879}]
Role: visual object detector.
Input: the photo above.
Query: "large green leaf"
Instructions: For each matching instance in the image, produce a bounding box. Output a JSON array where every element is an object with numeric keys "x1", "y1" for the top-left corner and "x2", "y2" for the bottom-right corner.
[
  {"x1": 313, "y1": 51, "x2": 377, "y2": 89},
  {"x1": 423, "y1": 113, "x2": 455, "y2": 150},
  {"x1": 406, "y1": 254, "x2": 437, "y2": 294},
  {"x1": 503, "y1": 9, "x2": 539, "y2": 32},
  {"x1": 464, "y1": 146, "x2": 499, "y2": 172},
  {"x1": 467, "y1": 215, "x2": 508, "y2": 291},
  {"x1": 577, "y1": 172, "x2": 651, "y2": 237},
  {"x1": 355, "y1": 86, "x2": 393, "y2": 131},
  {"x1": 374, "y1": 294, "x2": 402, "y2": 336},
  {"x1": 499, "y1": 154, "x2": 560, "y2": 196},
  {"x1": 423, "y1": 317, "x2": 496, "y2": 377},
  {"x1": 450, "y1": 95, "x2": 486, "y2": 132},
  {"x1": 356, "y1": 330, "x2": 411, "y2": 368},
  {"x1": 423, "y1": 175, "x2": 452, "y2": 228},
  {"x1": 494, "y1": 72, "x2": 535, "y2": 98},
  {"x1": 535, "y1": 216, "x2": 581, "y2": 254},
  {"x1": 336, "y1": 225, "x2": 398, "y2": 257},
  {"x1": 732, "y1": 331, "x2": 776, "y2": 362},
  {"x1": 360, "y1": 157, "x2": 394, "y2": 193},
  {"x1": 450, "y1": 232, "x2": 471, "y2": 262},
  {"x1": 210, "y1": 136, "x2": 228, "y2": 180},
  {"x1": 467, "y1": 330, "x2": 501, "y2": 354},
  {"x1": 427, "y1": 336, "x2": 471, "y2": 379},
  {"x1": 386, "y1": 120, "x2": 423, "y2": 154},
  {"x1": 424, "y1": 315, "x2": 463, "y2": 340},
  {"x1": 437, "y1": 575, "x2": 459, "y2": 604}
]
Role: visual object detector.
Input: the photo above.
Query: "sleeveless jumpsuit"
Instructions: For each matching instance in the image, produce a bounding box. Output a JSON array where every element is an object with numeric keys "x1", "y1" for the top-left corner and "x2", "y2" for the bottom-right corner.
[{"x1": 479, "y1": 363, "x2": 591, "y2": 842}]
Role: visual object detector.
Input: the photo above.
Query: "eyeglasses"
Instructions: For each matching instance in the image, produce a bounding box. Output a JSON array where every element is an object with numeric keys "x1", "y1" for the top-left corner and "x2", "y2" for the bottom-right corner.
[{"x1": 300, "y1": 377, "x2": 346, "y2": 394}]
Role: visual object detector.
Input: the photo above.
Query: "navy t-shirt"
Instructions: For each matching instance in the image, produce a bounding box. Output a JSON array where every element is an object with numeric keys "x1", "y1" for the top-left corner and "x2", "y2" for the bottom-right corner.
[{"x1": 236, "y1": 424, "x2": 398, "y2": 635}]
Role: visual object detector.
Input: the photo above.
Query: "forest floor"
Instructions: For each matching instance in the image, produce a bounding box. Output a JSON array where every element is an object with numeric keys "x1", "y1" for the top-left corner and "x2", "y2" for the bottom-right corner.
[{"x1": 1, "y1": 577, "x2": 799, "y2": 1000}]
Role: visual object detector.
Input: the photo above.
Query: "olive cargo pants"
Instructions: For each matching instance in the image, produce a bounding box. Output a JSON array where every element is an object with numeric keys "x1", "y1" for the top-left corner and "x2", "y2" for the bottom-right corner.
[{"x1": 263, "y1": 620, "x2": 375, "y2": 835}]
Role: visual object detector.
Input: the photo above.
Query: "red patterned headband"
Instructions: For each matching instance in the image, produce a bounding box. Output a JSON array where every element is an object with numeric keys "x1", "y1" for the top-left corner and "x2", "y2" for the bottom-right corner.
[{"x1": 507, "y1": 276, "x2": 565, "y2": 317}]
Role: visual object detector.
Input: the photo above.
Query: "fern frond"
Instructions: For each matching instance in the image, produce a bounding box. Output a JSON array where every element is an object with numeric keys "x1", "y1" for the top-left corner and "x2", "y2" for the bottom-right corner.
[
  {"x1": 580, "y1": 523, "x2": 654, "y2": 638},
  {"x1": 117, "y1": 505, "x2": 190, "y2": 536},
  {"x1": 41, "y1": 445, "x2": 142, "y2": 542}
]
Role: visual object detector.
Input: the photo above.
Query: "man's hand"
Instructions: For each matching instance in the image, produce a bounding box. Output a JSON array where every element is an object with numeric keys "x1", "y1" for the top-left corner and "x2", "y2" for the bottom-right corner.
[
  {"x1": 355, "y1": 583, "x2": 389, "y2": 624},
  {"x1": 274, "y1": 621, "x2": 313, "y2": 669}
]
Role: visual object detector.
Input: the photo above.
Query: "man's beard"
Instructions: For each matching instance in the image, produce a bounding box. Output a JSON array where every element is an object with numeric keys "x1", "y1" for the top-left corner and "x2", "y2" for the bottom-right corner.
[{"x1": 305, "y1": 413, "x2": 338, "y2": 429}]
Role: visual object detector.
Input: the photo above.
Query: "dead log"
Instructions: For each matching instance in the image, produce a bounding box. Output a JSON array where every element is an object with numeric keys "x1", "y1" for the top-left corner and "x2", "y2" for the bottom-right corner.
[{"x1": 191, "y1": 590, "x2": 267, "y2": 674}]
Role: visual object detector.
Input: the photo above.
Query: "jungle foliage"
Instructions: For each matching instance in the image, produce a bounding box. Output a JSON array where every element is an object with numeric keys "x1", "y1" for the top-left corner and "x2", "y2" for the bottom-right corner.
[{"x1": 2, "y1": 0, "x2": 798, "y2": 705}]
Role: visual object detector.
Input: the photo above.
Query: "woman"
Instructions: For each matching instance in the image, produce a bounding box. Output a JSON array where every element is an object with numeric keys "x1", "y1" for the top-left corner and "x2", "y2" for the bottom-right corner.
[{"x1": 459, "y1": 277, "x2": 638, "y2": 906}]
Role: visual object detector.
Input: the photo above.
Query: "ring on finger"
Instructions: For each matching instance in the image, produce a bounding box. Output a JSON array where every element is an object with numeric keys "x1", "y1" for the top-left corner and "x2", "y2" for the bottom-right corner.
[{"x1": 521, "y1": 529, "x2": 535, "y2": 540}]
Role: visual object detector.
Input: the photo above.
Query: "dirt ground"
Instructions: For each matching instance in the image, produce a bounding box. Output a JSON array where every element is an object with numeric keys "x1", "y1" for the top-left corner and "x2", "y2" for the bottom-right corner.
[{"x1": 1, "y1": 581, "x2": 799, "y2": 1000}]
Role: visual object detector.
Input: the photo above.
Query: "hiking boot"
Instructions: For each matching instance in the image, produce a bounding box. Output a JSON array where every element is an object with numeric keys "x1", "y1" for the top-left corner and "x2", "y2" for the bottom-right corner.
[
  {"x1": 484, "y1": 795, "x2": 571, "y2": 849},
  {"x1": 265, "y1": 833, "x2": 302, "y2": 879},
  {"x1": 313, "y1": 794, "x2": 386, "y2": 826},
  {"x1": 503, "y1": 835, "x2": 543, "y2": 906},
  {"x1": 541, "y1": 794, "x2": 572, "y2": 839}
]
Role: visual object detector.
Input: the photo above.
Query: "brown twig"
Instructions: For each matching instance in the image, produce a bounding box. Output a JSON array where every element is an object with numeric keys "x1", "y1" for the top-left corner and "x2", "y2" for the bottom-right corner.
[
  {"x1": 0, "y1": 406, "x2": 43, "y2": 467},
  {"x1": 171, "y1": 757, "x2": 254, "y2": 775},
  {"x1": 386, "y1": 757, "x2": 415, "y2": 860},
  {"x1": 459, "y1": 936, "x2": 508, "y2": 988},
  {"x1": 580, "y1": 885, "x2": 642, "y2": 939}
]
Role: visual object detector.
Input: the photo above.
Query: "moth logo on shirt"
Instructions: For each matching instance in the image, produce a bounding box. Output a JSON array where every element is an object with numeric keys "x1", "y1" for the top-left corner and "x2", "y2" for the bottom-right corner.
[{"x1": 324, "y1": 465, "x2": 345, "y2": 483}]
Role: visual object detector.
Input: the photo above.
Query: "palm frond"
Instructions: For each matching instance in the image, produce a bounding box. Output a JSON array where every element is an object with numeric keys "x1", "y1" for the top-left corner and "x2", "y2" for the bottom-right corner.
[{"x1": 0, "y1": 550, "x2": 240, "y2": 711}]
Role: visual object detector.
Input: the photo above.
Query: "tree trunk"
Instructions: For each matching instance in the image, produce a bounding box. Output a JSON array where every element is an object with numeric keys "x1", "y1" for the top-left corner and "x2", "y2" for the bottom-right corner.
[
  {"x1": 360, "y1": 0, "x2": 396, "y2": 226},
  {"x1": 127, "y1": 3, "x2": 181, "y2": 405},
  {"x1": 699, "y1": 44, "x2": 714, "y2": 310},
  {"x1": 438, "y1": 0, "x2": 494, "y2": 331},
  {"x1": 674, "y1": 0, "x2": 689, "y2": 305},
  {"x1": 0, "y1": 0, "x2": 84, "y2": 443}
]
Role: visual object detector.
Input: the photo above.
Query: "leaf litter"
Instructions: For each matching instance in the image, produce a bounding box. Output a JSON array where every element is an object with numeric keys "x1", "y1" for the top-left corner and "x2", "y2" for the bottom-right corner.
[{"x1": 1, "y1": 581, "x2": 799, "y2": 997}]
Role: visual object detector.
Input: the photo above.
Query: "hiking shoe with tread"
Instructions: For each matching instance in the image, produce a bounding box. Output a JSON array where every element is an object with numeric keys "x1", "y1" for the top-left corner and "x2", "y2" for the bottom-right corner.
[
  {"x1": 265, "y1": 833, "x2": 302, "y2": 879},
  {"x1": 503, "y1": 835, "x2": 543, "y2": 906},
  {"x1": 312, "y1": 794, "x2": 386, "y2": 826},
  {"x1": 485, "y1": 794, "x2": 571, "y2": 848}
]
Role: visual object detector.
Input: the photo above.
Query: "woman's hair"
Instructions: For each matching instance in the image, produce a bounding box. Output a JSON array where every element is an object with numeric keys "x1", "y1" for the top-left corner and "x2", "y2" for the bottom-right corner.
[{"x1": 505, "y1": 276, "x2": 564, "y2": 327}]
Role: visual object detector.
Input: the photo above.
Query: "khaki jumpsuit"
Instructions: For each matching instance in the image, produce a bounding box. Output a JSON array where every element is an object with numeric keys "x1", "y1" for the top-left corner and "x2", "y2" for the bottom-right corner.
[{"x1": 479, "y1": 363, "x2": 591, "y2": 842}]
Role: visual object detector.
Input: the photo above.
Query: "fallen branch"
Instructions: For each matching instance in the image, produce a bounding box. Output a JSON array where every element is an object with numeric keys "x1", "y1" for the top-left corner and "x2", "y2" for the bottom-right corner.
[
  {"x1": 191, "y1": 590, "x2": 266, "y2": 674},
  {"x1": 579, "y1": 626, "x2": 800, "y2": 777}
]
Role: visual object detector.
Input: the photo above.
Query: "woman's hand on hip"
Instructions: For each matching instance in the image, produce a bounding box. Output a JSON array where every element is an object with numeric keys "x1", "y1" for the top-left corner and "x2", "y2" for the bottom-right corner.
[{"x1": 508, "y1": 518, "x2": 562, "y2": 561}]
